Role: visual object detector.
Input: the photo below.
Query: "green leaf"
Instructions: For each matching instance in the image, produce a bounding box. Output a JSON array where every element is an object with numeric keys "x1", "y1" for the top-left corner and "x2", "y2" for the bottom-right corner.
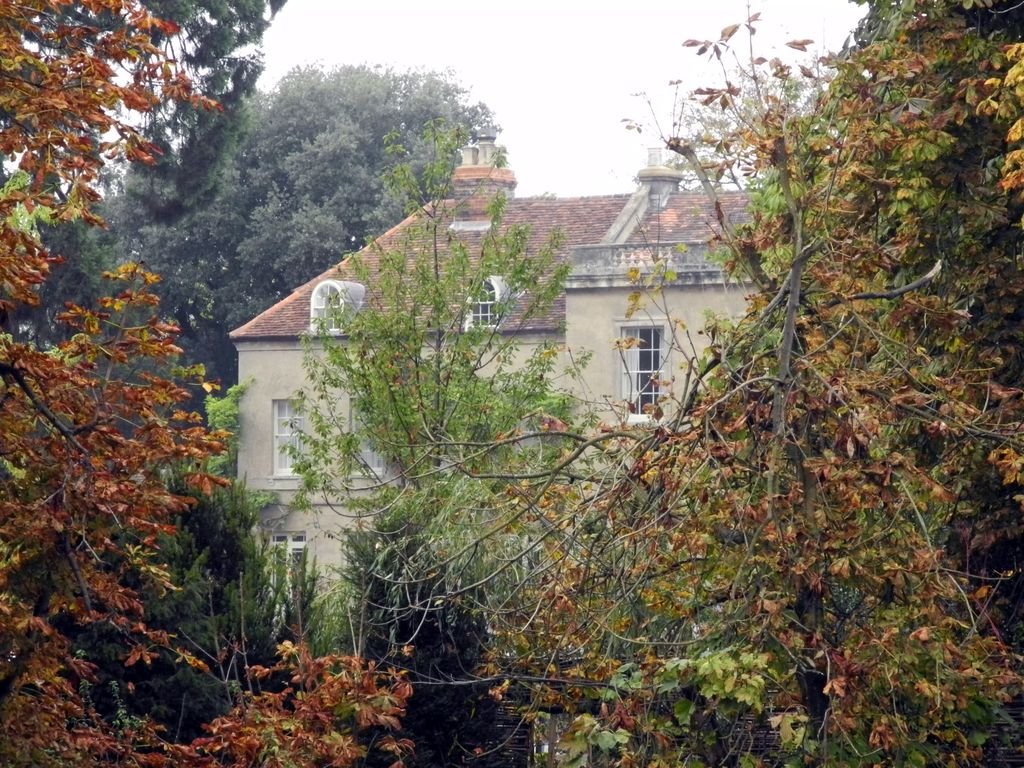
[
  {"x1": 674, "y1": 698, "x2": 695, "y2": 725},
  {"x1": 594, "y1": 729, "x2": 620, "y2": 751}
]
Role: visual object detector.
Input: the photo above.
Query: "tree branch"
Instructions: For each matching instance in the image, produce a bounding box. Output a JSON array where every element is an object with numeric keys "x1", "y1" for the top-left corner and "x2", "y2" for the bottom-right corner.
[
  {"x1": 62, "y1": 533, "x2": 94, "y2": 614},
  {"x1": 0, "y1": 361, "x2": 86, "y2": 453},
  {"x1": 667, "y1": 139, "x2": 775, "y2": 291},
  {"x1": 826, "y1": 260, "x2": 942, "y2": 307}
]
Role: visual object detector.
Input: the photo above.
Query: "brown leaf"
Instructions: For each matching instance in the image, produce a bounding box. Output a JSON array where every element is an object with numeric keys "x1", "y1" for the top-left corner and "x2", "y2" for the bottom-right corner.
[{"x1": 989, "y1": 381, "x2": 1022, "y2": 400}]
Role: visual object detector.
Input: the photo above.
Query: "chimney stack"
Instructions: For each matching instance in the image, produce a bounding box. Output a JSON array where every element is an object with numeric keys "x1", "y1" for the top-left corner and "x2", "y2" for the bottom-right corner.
[{"x1": 451, "y1": 130, "x2": 517, "y2": 200}]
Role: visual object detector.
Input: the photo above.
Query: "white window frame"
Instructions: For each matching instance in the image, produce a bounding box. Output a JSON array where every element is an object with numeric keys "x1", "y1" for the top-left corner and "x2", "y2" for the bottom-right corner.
[
  {"x1": 273, "y1": 399, "x2": 304, "y2": 476},
  {"x1": 310, "y1": 279, "x2": 365, "y2": 333},
  {"x1": 619, "y1": 325, "x2": 666, "y2": 415},
  {"x1": 468, "y1": 275, "x2": 508, "y2": 328},
  {"x1": 270, "y1": 532, "x2": 307, "y2": 592},
  {"x1": 271, "y1": 532, "x2": 307, "y2": 568}
]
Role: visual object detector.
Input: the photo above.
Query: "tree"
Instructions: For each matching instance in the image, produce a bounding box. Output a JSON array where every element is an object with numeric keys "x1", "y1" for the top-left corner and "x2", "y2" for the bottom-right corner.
[
  {"x1": 120, "y1": 0, "x2": 290, "y2": 221},
  {"x1": 514, "y1": 4, "x2": 1024, "y2": 765},
  {"x1": 0, "y1": 2, "x2": 225, "y2": 760},
  {"x1": 7, "y1": 0, "x2": 288, "y2": 350},
  {"x1": 340, "y1": 518, "x2": 506, "y2": 768},
  {"x1": 192, "y1": 644, "x2": 414, "y2": 768},
  {"x1": 294, "y1": 124, "x2": 576, "y2": 767},
  {"x1": 69, "y1": 475, "x2": 317, "y2": 744},
  {"x1": 0, "y1": 5, "x2": 412, "y2": 765}
]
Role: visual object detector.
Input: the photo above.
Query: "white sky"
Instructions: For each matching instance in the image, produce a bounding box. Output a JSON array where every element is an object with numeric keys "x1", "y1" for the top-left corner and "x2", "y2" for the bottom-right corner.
[{"x1": 259, "y1": 1, "x2": 865, "y2": 197}]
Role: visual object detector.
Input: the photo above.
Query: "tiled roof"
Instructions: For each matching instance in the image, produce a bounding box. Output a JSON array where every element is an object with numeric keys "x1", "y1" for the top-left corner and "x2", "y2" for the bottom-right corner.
[
  {"x1": 230, "y1": 188, "x2": 743, "y2": 341},
  {"x1": 627, "y1": 189, "x2": 748, "y2": 246}
]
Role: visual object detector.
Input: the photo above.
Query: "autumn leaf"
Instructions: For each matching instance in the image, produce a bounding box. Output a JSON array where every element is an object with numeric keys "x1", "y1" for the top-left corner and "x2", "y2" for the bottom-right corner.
[{"x1": 721, "y1": 23, "x2": 740, "y2": 42}]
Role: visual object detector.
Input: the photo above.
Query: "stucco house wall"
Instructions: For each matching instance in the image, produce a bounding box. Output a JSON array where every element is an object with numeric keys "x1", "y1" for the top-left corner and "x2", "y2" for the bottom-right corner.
[{"x1": 564, "y1": 282, "x2": 747, "y2": 415}]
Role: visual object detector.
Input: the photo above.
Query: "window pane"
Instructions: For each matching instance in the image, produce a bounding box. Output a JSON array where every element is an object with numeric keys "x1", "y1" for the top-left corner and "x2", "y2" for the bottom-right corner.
[
  {"x1": 620, "y1": 326, "x2": 663, "y2": 412},
  {"x1": 312, "y1": 283, "x2": 344, "y2": 331},
  {"x1": 289, "y1": 536, "x2": 305, "y2": 568},
  {"x1": 273, "y1": 400, "x2": 304, "y2": 474},
  {"x1": 270, "y1": 532, "x2": 307, "y2": 591},
  {"x1": 471, "y1": 278, "x2": 497, "y2": 327}
]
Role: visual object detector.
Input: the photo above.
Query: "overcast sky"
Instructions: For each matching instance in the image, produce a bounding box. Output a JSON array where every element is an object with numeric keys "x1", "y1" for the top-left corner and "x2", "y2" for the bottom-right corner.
[{"x1": 259, "y1": 1, "x2": 866, "y2": 197}]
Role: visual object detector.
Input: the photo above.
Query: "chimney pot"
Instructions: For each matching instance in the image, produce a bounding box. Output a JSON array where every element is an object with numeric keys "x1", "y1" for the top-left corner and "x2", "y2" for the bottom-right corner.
[
  {"x1": 452, "y1": 132, "x2": 516, "y2": 200},
  {"x1": 460, "y1": 146, "x2": 478, "y2": 166}
]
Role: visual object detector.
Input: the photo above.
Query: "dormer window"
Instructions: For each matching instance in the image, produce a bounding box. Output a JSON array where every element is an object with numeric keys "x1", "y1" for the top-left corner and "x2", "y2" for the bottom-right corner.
[
  {"x1": 310, "y1": 279, "x2": 365, "y2": 332},
  {"x1": 469, "y1": 276, "x2": 509, "y2": 328}
]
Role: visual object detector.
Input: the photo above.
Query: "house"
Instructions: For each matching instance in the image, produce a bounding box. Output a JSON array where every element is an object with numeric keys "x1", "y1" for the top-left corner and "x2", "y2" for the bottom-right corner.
[{"x1": 229, "y1": 135, "x2": 748, "y2": 568}]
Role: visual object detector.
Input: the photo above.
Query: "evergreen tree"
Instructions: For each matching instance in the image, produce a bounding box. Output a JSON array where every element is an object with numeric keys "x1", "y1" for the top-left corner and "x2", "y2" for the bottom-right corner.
[
  {"x1": 127, "y1": 0, "x2": 290, "y2": 220},
  {"x1": 70, "y1": 476, "x2": 317, "y2": 743},
  {"x1": 10, "y1": 0, "x2": 287, "y2": 349}
]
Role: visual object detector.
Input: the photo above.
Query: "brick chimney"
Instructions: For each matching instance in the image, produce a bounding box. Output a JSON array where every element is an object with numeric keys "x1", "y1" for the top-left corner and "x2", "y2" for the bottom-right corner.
[{"x1": 451, "y1": 130, "x2": 517, "y2": 200}]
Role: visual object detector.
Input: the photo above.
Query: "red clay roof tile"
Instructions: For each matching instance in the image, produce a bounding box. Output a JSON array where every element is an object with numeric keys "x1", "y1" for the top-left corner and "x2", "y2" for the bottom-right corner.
[{"x1": 230, "y1": 189, "x2": 741, "y2": 341}]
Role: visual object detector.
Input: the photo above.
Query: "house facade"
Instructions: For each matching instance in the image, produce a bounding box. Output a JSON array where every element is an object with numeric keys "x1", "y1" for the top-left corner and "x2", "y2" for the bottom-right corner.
[{"x1": 229, "y1": 137, "x2": 748, "y2": 567}]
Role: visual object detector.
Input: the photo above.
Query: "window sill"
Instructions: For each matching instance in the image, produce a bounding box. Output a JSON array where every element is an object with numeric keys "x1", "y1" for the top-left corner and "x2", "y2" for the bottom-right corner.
[{"x1": 625, "y1": 412, "x2": 657, "y2": 426}]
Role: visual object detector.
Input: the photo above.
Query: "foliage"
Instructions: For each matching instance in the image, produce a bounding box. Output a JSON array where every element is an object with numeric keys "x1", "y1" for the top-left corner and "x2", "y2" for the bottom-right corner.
[
  {"x1": 0, "y1": 262, "x2": 225, "y2": 764},
  {"x1": 297, "y1": 124, "x2": 570, "y2": 494},
  {"x1": 341, "y1": 516, "x2": 505, "y2": 768},
  {"x1": 9, "y1": 217, "x2": 121, "y2": 348},
  {"x1": 205, "y1": 378, "x2": 253, "y2": 477},
  {"x1": 0, "y1": 0, "x2": 210, "y2": 304},
  {"x1": 0, "y1": 2, "x2": 222, "y2": 762},
  {"x1": 193, "y1": 643, "x2": 414, "y2": 768},
  {"x1": 122, "y1": 0, "x2": 291, "y2": 220},
  {"x1": 69, "y1": 475, "x2": 313, "y2": 744},
  {"x1": 10, "y1": 0, "x2": 287, "y2": 352}
]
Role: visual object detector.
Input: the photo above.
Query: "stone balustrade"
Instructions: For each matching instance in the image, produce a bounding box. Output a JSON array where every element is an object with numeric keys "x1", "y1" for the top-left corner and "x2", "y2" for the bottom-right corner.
[{"x1": 566, "y1": 243, "x2": 728, "y2": 289}]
